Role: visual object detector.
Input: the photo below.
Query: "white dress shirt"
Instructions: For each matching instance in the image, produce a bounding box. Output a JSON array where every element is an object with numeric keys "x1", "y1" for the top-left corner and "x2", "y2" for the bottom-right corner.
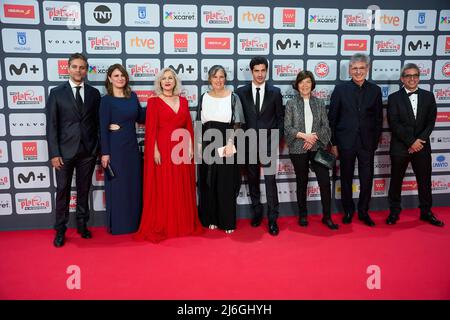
[
  {"x1": 69, "y1": 79, "x2": 85, "y2": 102},
  {"x1": 304, "y1": 98, "x2": 313, "y2": 134},
  {"x1": 251, "y1": 82, "x2": 265, "y2": 111},
  {"x1": 405, "y1": 87, "x2": 418, "y2": 119}
]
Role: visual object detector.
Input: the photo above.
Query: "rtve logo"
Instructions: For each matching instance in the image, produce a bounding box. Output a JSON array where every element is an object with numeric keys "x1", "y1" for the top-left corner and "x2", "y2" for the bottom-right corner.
[
  {"x1": 378, "y1": 14, "x2": 400, "y2": 26},
  {"x1": 241, "y1": 10, "x2": 266, "y2": 24},
  {"x1": 129, "y1": 36, "x2": 155, "y2": 49}
]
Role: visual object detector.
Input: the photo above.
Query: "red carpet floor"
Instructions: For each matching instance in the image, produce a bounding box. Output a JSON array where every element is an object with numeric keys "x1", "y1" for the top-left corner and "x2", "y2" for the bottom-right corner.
[{"x1": 1, "y1": 207, "x2": 449, "y2": 300}]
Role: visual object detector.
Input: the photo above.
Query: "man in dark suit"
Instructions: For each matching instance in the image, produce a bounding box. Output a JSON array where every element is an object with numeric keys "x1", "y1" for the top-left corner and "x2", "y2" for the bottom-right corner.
[
  {"x1": 236, "y1": 56, "x2": 284, "y2": 236},
  {"x1": 46, "y1": 53, "x2": 101, "y2": 247},
  {"x1": 328, "y1": 53, "x2": 383, "y2": 226},
  {"x1": 386, "y1": 63, "x2": 444, "y2": 227}
]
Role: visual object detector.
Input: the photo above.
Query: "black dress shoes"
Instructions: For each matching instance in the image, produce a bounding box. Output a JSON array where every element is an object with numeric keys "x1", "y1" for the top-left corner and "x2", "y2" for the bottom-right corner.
[
  {"x1": 268, "y1": 221, "x2": 279, "y2": 236},
  {"x1": 420, "y1": 212, "x2": 445, "y2": 227},
  {"x1": 342, "y1": 212, "x2": 353, "y2": 224},
  {"x1": 360, "y1": 214, "x2": 375, "y2": 227},
  {"x1": 322, "y1": 217, "x2": 339, "y2": 230},
  {"x1": 298, "y1": 216, "x2": 308, "y2": 227},
  {"x1": 77, "y1": 225, "x2": 92, "y2": 239},
  {"x1": 386, "y1": 213, "x2": 399, "y2": 225},
  {"x1": 53, "y1": 232, "x2": 65, "y2": 248},
  {"x1": 251, "y1": 215, "x2": 263, "y2": 227}
]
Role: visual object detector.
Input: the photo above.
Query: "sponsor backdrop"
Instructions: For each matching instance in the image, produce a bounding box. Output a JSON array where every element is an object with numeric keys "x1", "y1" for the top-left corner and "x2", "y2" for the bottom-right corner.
[{"x1": 0, "y1": 0, "x2": 449, "y2": 230}]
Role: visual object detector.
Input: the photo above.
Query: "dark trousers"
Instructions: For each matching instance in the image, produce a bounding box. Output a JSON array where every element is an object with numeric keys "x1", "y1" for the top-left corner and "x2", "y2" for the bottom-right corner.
[
  {"x1": 54, "y1": 148, "x2": 96, "y2": 233},
  {"x1": 388, "y1": 150, "x2": 432, "y2": 215},
  {"x1": 247, "y1": 162, "x2": 279, "y2": 222},
  {"x1": 339, "y1": 140, "x2": 375, "y2": 215},
  {"x1": 290, "y1": 152, "x2": 331, "y2": 218}
]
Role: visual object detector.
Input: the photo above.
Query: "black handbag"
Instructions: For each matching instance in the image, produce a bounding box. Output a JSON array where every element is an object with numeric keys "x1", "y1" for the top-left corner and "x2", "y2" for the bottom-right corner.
[{"x1": 314, "y1": 146, "x2": 336, "y2": 169}]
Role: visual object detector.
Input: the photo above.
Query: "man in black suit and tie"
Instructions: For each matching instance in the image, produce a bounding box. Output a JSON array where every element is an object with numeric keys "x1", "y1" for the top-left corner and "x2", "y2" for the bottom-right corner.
[
  {"x1": 236, "y1": 56, "x2": 284, "y2": 236},
  {"x1": 386, "y1": 63, "x2": 444, "y2": 227},
  {"x1": 328, "y1": 53, "x2": 383, "y2": 227},
  {"x1": 46, "y1": 53, "x2": 101, "y2": 247}
]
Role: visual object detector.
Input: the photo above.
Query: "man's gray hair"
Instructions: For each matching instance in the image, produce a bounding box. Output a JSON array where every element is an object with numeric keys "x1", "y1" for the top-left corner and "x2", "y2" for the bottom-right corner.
[
  {"x1": 401, "y1": 63, "x2": 420, "y2": 77},
  {"x1": 349, "y1": 53, "x2": 370, "y2": 67}
]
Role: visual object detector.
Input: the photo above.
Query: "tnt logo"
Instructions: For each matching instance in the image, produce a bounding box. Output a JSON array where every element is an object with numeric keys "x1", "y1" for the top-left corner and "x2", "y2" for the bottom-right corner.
[{"x1": 22, "y1": 142, "x2": 37, "y2": 160}]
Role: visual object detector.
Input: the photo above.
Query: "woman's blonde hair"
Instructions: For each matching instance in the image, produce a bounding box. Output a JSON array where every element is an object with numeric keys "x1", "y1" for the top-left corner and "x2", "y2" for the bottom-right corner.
[{"x1": 153, "y1": 67, "x2": 183, "y2": 96}]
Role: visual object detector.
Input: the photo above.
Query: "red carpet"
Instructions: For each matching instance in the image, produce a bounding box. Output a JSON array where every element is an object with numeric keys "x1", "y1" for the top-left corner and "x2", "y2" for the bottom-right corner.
[{"x1": 1, "y1": 207, "x2": 449, "y2": 300}]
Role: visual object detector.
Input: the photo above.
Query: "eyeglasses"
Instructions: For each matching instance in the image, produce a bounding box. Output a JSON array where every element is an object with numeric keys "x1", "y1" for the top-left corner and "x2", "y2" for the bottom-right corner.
[
  {"x1": 402, "y1": 74, "x2": 420, "y2": 79},
  {"x1": 350, "y1": 67, "x2": 367, "y2": 72}
]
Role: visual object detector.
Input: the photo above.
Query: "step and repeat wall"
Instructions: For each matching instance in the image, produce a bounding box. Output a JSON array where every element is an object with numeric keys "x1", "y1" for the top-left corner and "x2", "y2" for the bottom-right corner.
[{"x1": 0, "y1": 0, "x2": 449, "y2": 230}]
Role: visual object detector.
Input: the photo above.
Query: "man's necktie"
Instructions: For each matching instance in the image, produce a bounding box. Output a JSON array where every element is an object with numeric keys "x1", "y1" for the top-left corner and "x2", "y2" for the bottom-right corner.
[
  {"x1": 255, "y1": 87, "x2": 260, "y2": 113},
  {"x1": 75, "y1": 86, "x2": 83, "y2": 113}
]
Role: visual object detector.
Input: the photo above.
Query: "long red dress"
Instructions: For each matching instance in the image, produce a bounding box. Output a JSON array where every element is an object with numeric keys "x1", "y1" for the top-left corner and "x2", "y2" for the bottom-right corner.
[{"x1": 134, "y1": 96, "x2": 202, "y2": 242}]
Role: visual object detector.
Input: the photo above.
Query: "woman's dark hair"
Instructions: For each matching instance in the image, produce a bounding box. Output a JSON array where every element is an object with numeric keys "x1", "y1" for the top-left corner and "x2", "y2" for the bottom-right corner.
[
  {"x1": 292, "y1": 70, "x2": 316, "y2": 91},
  {"x1": 105, "y1": 64, "x2": 131, "y2": 98}
]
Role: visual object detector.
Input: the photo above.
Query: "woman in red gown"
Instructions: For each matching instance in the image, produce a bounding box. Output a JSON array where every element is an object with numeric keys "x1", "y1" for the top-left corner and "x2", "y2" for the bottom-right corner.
[{"x1": 134, "y1": 67, "x2": 202, "y2": 242}]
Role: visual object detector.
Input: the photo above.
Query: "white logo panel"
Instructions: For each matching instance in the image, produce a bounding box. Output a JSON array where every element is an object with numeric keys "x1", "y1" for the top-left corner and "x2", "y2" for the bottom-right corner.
[
  {"x1": 238, "y1": 6, "x2": 270, "y2": 29},
  {"x1": 374, "y1": 10, "x2": 405, "y2": 31},
  {"x1": 405, "y1": 35, "x2": 434, "y2": 56},
  {"x1": 273, "y1": 7, "x2": 305, "y2": 30},
  {"x1": 13, "y1": 166, "x2": 50, "y2": 189},
  {"x1": 124, "y1": 3, "x2": 159, "y2": 27},
  {"x1": 0, "y1": 141, "x2": 9, "y2": 163},
  {"x1": 125, "y1": 31, "x2": 160, "y2": 54},
  {"x1": 372, "y1": 60, "x2": 402, "y2": 81},
  {"x1": 0, "y1": 0, "x2": 40, "y2": 25},
  {"x1": 87, "y1": 58, "x2": 122, "y2": 82},
  {"x1": 439, "y1": 10, "x2": 450, "y2": 31},
  {"x1": 126, "y1": 59, "x2": 160, "y2": 82},
  {"x1": 84, "y1": 2, "x2": 121, "y2": 26},
  {"x1": 340, "y1": 34, "x2": 371, "y2": 56},
  {"x1": 0, "y1": 194, "x2": 13, "y2": 215},
  {"x1": 306, "y1": 60, "x2": 337, "y2": 81},
  {"x1": 373, "y1": 35, "x2": 403, "y2": 56},
  {"x1": 43, "y1": 1, "x2": 81, "y2": 26},
  {"x1": 436, "y1": 35, "x2": 450, "y2": 56},
  {"x1": 86, "y1": 31, "x2": 122, "y2": 54},
  {"x1": 0, "y1": 168, "x2": 10, "y2": 190},
  {"x1": 9, "y1": 113, "x2": 46, "y2": 136},
  {"x1": 272, "y1": 60, "x2": 303, "y2": 81},
  {"x1": 201, "y1": 5, "x2": 234, "y2": 28},
  {"x1": 307, "y1": 34, "x2": 338, "y2": 56},
  {"x1": 434, "y1": 60, "x2": 450, "y2": 80},
  {"x1": 201, "y1": 59, "x2": 234, "y2": 81},
  {"x1": 407, "y1": 10, "x2": 437, "y2": 31},
  {"x1": 5, "y1": 58, "x2": 43, "y2": 81},
  {"x1": 341, "y1": 9, "x2": 372, "y2": 31},
  {"x1": 237, "y1": 33, "x2": 270, "y2": 55},
  {"x1": 164, "y1": 59, "x2": 197, "y2": 81},
  {"x1": 45, "y1": 30, "x2": 82, "y2": 54},
  {"x1": 2, "y1": 28, "x2": 42, "y2": 53},
  {"x1": 163, "y1": 4, "x2": 198, "y2": 28},
  {"x1": 11, "y1": 140, "x2": 48, "y2": 163},
  {"x1": 273, "y1": 34, "x2": 304, "y2": 55},
  {"x1": 201, "y1": 32, "x2": 234, "y2": 55},
  {"x1": 433, "y1": 84, "x2": 450, "y2": 104},
  {"x1": 7, "y1": 86, "x2": 45, "y2": 109},
  {"x1": 15, "y1": 192, "x2": 52, "y2": 214},
  {"x1": 163, "y1": 32, "x2": 198, "y2": 55},
  {"x1": 308, "y1": 8, "x2": 339, "y2": 30},
  {"x1": 46, "y1": 58, "x2": 70, "y2": 82}
]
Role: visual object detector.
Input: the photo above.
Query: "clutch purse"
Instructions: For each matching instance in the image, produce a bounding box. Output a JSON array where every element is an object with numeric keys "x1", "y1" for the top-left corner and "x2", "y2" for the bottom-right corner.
[
  {"x1": 314, "y1": 148, "x2": 336, "y2": 169},
  {"x1": 104, "y1": 163, "x2": 116, "y2": 179},
  {"x1": 217, "y1": 145, "x2": 237, "y2": 157}
]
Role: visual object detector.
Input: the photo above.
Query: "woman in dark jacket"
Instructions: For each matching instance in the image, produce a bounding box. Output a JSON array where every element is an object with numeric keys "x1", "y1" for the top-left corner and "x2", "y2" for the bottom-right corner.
[{"x1": 284, "y1": 70, "x2": 338, "y2": 230}]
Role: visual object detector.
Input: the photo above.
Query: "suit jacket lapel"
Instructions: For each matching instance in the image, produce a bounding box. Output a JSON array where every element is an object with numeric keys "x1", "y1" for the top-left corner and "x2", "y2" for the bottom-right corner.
[
  {"x1": 259, "y1": 83, "x2": 270, "y2": 115},
  {"x1": 310, "y1": 98, "x2": 320, "y2": 131},
  {"x1": 415, "y1": 89, "x2": 423, "y2": 125},
  {"x1": 244, "y1": 84, "x2": 257, "y2": 116},
  {"x1": 64, "y1": 82, "x2": 82, "y2": 119},
  {"x1": 401, "y1": 89, "x2": 416, "y2": 124}
]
